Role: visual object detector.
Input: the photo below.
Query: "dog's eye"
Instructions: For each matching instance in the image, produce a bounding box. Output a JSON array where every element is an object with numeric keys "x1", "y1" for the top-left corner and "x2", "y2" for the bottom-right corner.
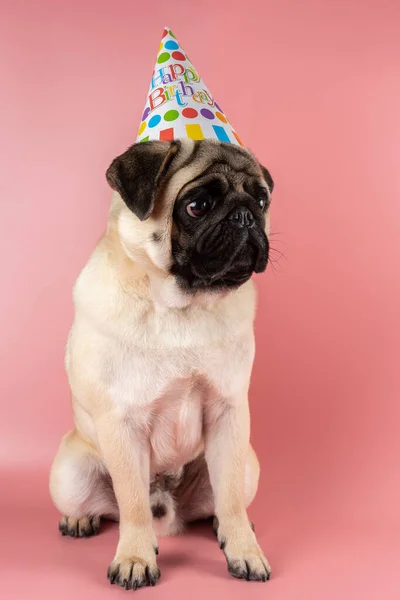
[
  {"x1": 186, "y1": 198, "x2": 212, "y2": 218},
  {"x1": 258, "y1": 197, "x2": 269, "y2": 210}
]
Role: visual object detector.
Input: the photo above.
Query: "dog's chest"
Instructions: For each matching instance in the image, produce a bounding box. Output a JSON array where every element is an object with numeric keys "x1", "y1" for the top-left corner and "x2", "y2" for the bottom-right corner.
[
  {"x1": 107, "y1": 305, "x2": 232, "y2": 409},
  {"x1": 103, "y1": 294, "x2": 254, "y2": 471},
  {"x1": 108, "y1": 345, "x2": 208, "y2": 472},
  {"x1": 148, "y1": 376, "x2": 205, "y2": 473}
]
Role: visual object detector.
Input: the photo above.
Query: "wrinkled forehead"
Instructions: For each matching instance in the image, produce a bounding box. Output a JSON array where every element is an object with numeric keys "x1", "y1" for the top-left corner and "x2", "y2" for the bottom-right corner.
[{"x1": 167, "y1": 140, "x2": 268, "y2": 201}]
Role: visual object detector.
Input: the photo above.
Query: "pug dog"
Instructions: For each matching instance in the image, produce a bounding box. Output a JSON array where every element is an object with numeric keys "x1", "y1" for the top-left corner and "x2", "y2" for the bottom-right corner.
[{"x1": 50, "y1": 139, "x2": 274, "y2": 590}]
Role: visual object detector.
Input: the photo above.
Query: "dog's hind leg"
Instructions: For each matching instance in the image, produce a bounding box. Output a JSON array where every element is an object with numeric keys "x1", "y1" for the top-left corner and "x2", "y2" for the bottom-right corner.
[{"x1": 50, "y1": 429, "x2": 118, "y2": 537}]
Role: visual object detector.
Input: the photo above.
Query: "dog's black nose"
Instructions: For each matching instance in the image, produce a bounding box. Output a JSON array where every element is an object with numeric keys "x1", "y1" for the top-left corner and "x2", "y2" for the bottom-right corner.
[{"x1": 229, "y1": 206, "x2": 254, "y2": 228}]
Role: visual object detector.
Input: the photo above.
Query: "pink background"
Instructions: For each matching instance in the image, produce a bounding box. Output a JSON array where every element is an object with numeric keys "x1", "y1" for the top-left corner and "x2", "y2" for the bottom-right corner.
[{"x1": 1, "y1": 1, "x2": 399, "y2": 598}]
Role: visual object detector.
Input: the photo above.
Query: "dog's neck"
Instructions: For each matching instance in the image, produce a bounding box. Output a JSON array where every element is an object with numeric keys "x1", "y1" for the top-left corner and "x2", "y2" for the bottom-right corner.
[
  {"x1": 148, "y1": 274, "x2": 229, "y2": 311},
  {"x1": 104, "y1": 219, "x2": 228, "y2": 312}
]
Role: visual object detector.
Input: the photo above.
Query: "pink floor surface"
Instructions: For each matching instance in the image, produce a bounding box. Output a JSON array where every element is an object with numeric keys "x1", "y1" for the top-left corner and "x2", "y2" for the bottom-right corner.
[{"x1": 2, "y1": 469, "x2": 398, "y2": 600}]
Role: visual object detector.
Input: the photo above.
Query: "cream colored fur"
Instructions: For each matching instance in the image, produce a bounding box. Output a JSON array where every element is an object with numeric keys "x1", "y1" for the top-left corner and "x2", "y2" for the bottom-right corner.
[{"x1": 50, "y1": 140, "x2": 271, "y2": 587}]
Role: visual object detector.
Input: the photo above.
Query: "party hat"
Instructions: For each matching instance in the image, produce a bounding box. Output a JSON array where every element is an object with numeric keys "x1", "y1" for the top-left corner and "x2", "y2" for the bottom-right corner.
[{"x1": 136, "y1": 27, "x2": 244, "y2": 147}]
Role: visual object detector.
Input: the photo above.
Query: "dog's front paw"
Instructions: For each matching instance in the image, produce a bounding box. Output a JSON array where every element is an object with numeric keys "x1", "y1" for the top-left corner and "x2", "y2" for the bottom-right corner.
[
  {"x1": 107, "y1": 558, "x2": 160, "y2": 590},
  {"x1": 214, "y1": 516, "x2": 271, "y2": 582},
  {"x1": 227, "y1": 551, "x2": 271, "y2": 582}
]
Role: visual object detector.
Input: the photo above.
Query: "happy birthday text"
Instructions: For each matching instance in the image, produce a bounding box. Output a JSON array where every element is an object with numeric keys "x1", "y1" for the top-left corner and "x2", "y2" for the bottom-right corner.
[{"x1": 148, "y1": 64, "x2": 215, "y2": 112}]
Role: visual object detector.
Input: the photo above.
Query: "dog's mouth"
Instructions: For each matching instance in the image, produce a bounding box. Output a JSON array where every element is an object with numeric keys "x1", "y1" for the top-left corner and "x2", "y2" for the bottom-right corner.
[
  {"x1": 179, "y1": 270, "x2": 252, "y2": 291},
  {"x1": 171, "y1": 222, "x2": 269, "y2": 292}
]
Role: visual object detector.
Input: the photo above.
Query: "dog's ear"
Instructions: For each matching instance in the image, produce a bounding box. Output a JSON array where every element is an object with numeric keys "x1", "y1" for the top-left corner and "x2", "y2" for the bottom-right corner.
[
  {"x1": 259, "y1": 165, "x2": 274, "y2": 193},
  {"x1": 106, "y1": 141, "x2": 182, "y2": 221}
]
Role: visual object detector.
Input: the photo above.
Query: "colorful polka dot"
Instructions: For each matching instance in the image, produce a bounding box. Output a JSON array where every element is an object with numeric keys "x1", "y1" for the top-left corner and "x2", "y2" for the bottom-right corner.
[
  {"x1": 200, "y1": 108, "x2": 215, "y2": 120},
  {"x1": 138, "y1": 122, "x2": 146, "y2": 135},
  {"x1": 158, "y1": 52, "x2": 170, "y2": 64},
  {"x1": 162, "y1": 28, "x2": 168, "y2": 38},
  {"x1": 164, "y1": 40, "x2": 179, "y2": 50},
  {"x1": 233, "y1": 131, "x2": 244, "y2": 146},
  {"x1": 160, "y1": 127, "x2": 174, "y2": 141},
  {"x1": 186, "y1": 124, "x2": 204, "y2": 140},
  {"x1": 142, "y1": 107, "x2": 150, "y2": 122},
  {"x1": 164, "y1": 109, "x2": 179, "y2": 121},
  {"x1": 148, "y1": 114, "x2": 161, "y2": 128},
  {"x1": 172, "y1": 51, "x2": 185, "y2": 61},
  {"x1": 182, "y1": 108, "x2": 198, "y2": 118},
  {"x1": 169, "y1": 30, "x2": 176, "y2": 38},
  {"x1": 212, "y1": 125, "x2": 230, "y2": 143},
  {"x1": 159, "y1": 43, "x2": 163, "y2": 52},
  {"x1": 140, "y1": 136, "x2": 149, "y2": 143},
  {"x1": 216, "y1": 111, "x2": 227, "y2": 123},
  {"x1": 214, "y1": 102, "x2": 223, "y2": 113}
]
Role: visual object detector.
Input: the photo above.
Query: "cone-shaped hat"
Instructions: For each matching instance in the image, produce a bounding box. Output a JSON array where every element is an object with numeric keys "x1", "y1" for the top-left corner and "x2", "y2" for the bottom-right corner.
[{"x1": 136, "y1": 27, "x2": 244, "y2": 147}]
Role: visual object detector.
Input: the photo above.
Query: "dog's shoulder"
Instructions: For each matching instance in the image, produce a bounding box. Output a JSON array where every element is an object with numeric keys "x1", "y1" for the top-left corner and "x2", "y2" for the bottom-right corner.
[
  {"x1": 72, "y1": 231, "x2": 149, "y2": 323},
  {"x1": 70, "y1": 228, "x2": 256, "y2": 355}
]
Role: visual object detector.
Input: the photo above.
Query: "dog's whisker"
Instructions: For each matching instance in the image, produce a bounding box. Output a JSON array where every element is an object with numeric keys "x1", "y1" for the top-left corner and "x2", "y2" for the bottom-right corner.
[{"x1": 269, "y1": 246, "x2": 288, "y2": 262}]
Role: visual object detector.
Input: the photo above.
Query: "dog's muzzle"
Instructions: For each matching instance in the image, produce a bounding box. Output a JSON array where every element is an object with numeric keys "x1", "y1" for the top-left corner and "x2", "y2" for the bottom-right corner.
[
  {"x1": 174, "y1": 209, "x2": 269, "y2": 291},
  {"x1": 229, "y1": 206, "x2": 255, "y2": 229}
]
